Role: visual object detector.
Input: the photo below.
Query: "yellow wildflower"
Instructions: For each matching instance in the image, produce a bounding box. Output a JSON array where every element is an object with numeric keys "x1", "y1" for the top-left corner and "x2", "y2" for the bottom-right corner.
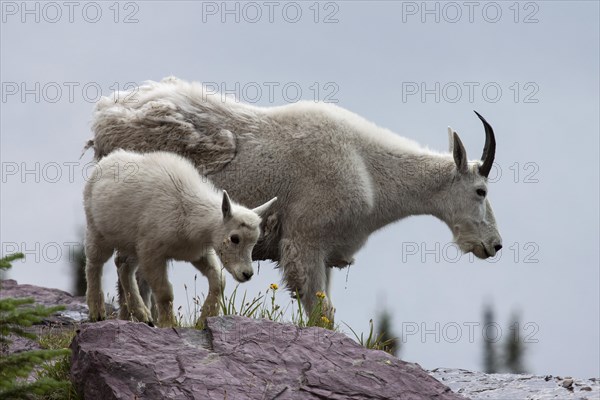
[
  {"x1": 316, "y1": 291, "x2": 326, "y2": 299},
  {"x1": 321, "y1": 316, "x2": 330, "y2": 325},
  {"x1": 270, "y1": 283, "x2": 279, "y2": 290}
]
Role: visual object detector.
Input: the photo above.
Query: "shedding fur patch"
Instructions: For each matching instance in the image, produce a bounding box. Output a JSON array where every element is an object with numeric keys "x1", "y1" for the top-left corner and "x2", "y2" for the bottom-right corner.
[{"x1": 91, "y1": 83, "x2": 240, "y2": 175}]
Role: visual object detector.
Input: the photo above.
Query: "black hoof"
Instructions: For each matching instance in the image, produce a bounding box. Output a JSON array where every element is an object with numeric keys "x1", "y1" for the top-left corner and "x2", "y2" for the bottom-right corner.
[
  {"x1": 89, "y1": 315, "x2": 105, "y2": 322},
  {"x1": 146, "y1": 321, "x2": 155, "y2": 328}
]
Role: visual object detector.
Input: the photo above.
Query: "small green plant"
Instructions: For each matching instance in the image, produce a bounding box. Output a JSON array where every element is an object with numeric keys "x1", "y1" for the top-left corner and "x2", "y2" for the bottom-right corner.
[
  {"x1": 343, "y1": 319, "x2": 398, "y2": 352},
  {"x1": 37, "y1": 329, "x2": 76, "y2": 350},
  {"x1": 176, "y1": 275, "x2": 206, "y2": 327},
  {"x1": 220, "y1": 284, "x2": 265, "y2": 319},
  {"x1": 0, "y1": 253, "x2": 73, "y2": 399},
  {"x1": 262, "y1": 283, "x2": 285, "y2": 321},
  {"x1": 290, "y1": 290, "x2": 334, "y2": 329}
]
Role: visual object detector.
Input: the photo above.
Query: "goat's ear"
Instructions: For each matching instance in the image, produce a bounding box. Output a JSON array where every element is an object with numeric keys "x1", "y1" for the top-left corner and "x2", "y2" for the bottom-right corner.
[
  {"x1": 448, "y1": 127, "x2": 454, "y2": 152},
  {"x1": 252, "y1": 197, "x2": 277, "y2": 217},
  {"x1": 222, "y1": 190, "x2": 232, "y2": 220},
  {"x1": 452, "y1": 131, "x2": 468, "y2": 174}
]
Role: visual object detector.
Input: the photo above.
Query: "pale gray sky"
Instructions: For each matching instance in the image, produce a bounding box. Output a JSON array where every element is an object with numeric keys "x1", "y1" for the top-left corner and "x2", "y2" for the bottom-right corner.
[{"x1": 1, "y1": 1, "x2": 598, "y2": 378}]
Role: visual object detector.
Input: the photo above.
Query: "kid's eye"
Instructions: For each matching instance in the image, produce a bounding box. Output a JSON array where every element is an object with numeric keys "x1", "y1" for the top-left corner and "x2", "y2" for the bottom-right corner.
[
  {"x1": 476, "y1": 189, "x2": 487, "y2": 197},
  {"x1": 230, "y1": 235, "x2": 240, "y2": 244}
]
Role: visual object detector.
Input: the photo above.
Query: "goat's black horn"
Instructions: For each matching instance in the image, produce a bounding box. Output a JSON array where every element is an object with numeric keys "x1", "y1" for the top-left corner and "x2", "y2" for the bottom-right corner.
[{"x1": 474, "y1": 111, "x2": 496, "y2": 178}]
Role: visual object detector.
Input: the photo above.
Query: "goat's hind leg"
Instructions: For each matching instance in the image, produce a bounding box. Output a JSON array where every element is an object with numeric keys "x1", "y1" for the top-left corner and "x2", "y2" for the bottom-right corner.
[
  {"x1": 85, "y1": 229, "x2": 113, "y2": 321},
  {"x1": 115, "y1": 252, "x2": 130, "y2": 320},
  {"x1": 116, "y1": 251, "x2": 153, "y2": 325},
  {"x1": 116, "y1": 251, "x2": 157, "y2": 322},
  {"x1": 138, "y1": 255, "x2": 174, "y2": 327},
  {"x1": 138, "y1": 275, "x2": 158, "y2": 322}
]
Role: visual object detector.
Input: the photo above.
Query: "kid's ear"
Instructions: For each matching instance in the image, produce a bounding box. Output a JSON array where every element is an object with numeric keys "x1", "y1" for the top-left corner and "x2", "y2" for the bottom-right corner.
[{"x1": 222, "y1": 190, "x2": 232, "y2": 219}]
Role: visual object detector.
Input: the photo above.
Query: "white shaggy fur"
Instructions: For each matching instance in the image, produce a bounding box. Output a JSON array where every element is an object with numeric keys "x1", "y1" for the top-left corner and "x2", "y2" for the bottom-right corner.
[
  {"x1": 89, "y1": 77, "x2": 502, "y2": 320},
  {"x1": 84, "y1": 149, "x2": 276, "y2": 327}
]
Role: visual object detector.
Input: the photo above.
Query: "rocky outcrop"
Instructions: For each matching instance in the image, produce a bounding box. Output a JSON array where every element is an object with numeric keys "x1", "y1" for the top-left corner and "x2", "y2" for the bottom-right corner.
[
  {"x1": 0, "y1": 279, "x2": 91, "y2": 355},
  {"x1": 431, "y1": 368, "x2": 599, "y2": 400},
  {"x1": 70, "y1": 317, "x2": 463, "y2": 400},
  {"x1": 0, "y1": 279, "x2": 89, "y2": 324},
  {"x1": 4, "y1": 280, "x2": 598, "y2": 400}
]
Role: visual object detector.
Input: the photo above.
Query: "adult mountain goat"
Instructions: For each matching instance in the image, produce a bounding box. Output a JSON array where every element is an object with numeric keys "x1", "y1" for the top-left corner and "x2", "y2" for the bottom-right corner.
[
  {"x1": 88, "y1": 77, "x2": 503, "y2": 319},
  {"x1": 84, "y1": 149, "x2": 277, "y2": 327}
]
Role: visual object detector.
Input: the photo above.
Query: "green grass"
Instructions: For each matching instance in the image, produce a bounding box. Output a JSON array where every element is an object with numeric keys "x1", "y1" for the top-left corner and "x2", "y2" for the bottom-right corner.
[
  {"x1": 179, "y1": 276, "x2": 397, "y2": 351},
  {"x1": 219, "y1": 282, "x2": 333, "y2": 329},
  {"x1": 34, "y1": 327, "x2": 81, "y2": 400}
]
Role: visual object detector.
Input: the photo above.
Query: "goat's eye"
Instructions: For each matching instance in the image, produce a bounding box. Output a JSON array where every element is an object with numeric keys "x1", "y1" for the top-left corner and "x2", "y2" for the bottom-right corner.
[
  {"x1": 476, "y1": 189, "x2": 487, "y2": 197},
  {"x1": 230, "y1": 235, "x2": 240, "y2": 244}
]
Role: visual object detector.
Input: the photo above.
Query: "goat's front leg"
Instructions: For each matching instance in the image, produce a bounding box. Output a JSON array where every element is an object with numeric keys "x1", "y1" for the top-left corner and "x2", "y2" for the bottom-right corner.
[
  {"x1": 85, "y1": 229, "x2": 113, "y2": 322},
  {"x1": 192, "y1": 249, "x2": 225, "y2": 326},
  {"x1": 137, "y1": 254, "x2": 174, "y2": 328},
  {"x1": 280, "y1": 238, "x2": 335, "y2": 324}
]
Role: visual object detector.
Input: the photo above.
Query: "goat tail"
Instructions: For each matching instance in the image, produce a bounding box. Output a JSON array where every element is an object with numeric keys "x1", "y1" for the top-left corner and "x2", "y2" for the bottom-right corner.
[{"x1": 79, "y1": 139, "x2": 95, "y2": 160}]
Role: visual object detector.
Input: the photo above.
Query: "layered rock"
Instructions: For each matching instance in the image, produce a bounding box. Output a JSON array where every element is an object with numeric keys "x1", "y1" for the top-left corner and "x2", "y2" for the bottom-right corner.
[
  {"x1": 70, "y1": 317, "x2": 463, "y2": 399},
  {"x1": 431, "y1": 368, "x2": 599, "y2": 400},
  {"x1": 0, "y1": 279, "x2": 90, "y2": 322},
  {"x1": 0, "y1": 279, "x2": 90, "y2": 355},
  {"x1": 4, "y1": 280, "x2": 598, "y2": 399}
]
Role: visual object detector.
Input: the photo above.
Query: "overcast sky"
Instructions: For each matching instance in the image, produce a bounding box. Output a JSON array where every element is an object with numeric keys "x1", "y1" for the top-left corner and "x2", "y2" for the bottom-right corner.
[{"x1": 1, "y1": 1, "x2": 598, "y2": 378}]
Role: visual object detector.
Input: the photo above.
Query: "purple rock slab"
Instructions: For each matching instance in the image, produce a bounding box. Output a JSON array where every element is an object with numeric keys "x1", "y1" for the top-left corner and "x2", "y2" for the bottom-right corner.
[{"x1": 70, "y1": 316, "x2": 465, "y2": 399}]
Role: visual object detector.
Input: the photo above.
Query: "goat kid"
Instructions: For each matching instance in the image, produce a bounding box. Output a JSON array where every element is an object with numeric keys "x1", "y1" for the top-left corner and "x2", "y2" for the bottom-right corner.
[{"x1": 84, "y1": 149, "x2": 276, "y2": 327}]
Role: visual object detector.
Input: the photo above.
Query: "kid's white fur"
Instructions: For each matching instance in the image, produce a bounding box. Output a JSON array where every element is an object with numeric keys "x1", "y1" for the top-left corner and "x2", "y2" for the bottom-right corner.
[{"x1": 83, "y1": 149, "x2": 276, "y2": 327}]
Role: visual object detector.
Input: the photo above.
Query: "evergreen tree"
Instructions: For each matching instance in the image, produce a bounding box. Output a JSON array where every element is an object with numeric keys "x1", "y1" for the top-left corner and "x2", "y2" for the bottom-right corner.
[
  {"x1": 376, "y1": 309, "x2": 400, "y2": 356},
  {"x1": 481, "y1": 305, "x2": 529, "y2": 374},
  {"x1": 503, "y1": 313, "x2": 527, "y2": 373},
  {"x1": 69, "y1": 238, "x2": 86, "y2": 297},
  {"x1": 482, "y1": 305, "x2": 498, "y2": 373},
  {"x1": 0, "y1": 253, "x2": 70, "y2": 399}
]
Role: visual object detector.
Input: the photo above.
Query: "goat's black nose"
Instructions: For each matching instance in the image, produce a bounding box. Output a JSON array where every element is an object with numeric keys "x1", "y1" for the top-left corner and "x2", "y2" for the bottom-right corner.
[
  {"x1": 243, "y1": 271, "x2": 254, "y2": 280},
  {"x1": 494, "y1": 244, "x2": 503, "y2": 252}
]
